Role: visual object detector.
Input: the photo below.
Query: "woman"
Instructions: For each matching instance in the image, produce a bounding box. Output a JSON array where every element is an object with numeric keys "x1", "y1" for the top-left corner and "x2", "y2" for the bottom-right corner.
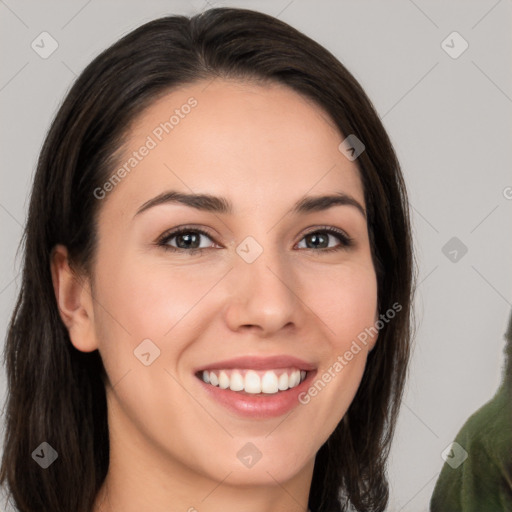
[{"x1": 0, "y1": 7, "x2": 415, "y2": 512}]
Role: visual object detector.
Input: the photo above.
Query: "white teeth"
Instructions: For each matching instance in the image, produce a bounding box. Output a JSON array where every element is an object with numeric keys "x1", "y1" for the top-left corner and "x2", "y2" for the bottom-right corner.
[
  {"x1": 218, "y1": 371, "x2": 230, "y2": 389},
  {"x1": 261, "y1": 371, "x2": 279, "y2": 394},
  {"x1": 244, "y1": 370, "x2": 261, "y2": 394},
  {"x1": 229, "y1": 371, "x2": 244, "y2": 391},
  {"x1": 200, "y1": 368, "x2": 308, "y2": 394},
  {"x1": 278, "y1": 373, "x2": 289, "y2": 390},
  {"x1": 209, "y1": 372, "x2": 219, "y2": 386},
  {"x1": 288, "y1": 370, "x2": 299, "y2": 388}
]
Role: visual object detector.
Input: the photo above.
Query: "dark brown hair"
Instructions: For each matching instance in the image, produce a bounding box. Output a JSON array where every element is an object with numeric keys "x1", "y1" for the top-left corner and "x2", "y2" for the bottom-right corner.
[{"x1": 0, "y1": 7, "x2": 415, "y2": 511}]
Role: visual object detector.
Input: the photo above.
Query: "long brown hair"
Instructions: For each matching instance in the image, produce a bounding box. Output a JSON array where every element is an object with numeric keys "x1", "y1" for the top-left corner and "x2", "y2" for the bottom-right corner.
[{"x1": 0, "y1": 8, "x2": 415, "y2": 511}]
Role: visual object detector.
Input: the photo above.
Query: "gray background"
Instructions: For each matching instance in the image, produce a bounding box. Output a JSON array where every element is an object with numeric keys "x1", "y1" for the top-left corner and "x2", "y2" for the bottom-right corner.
[{"x1": 1, "y1": 1, "x2": 511, "y2": 510}]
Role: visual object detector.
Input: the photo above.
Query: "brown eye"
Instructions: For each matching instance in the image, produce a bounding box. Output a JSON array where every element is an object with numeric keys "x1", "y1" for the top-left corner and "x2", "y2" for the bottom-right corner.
[
  {"x1": 171, "y1": 232, "x2": 202, "y2": 249},
  {"x1": 157, "y1": 227, "x2": 217, "y2": 254}
]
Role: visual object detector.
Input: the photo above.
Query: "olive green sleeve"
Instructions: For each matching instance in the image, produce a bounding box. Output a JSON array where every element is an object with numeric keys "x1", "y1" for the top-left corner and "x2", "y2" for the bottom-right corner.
[{"x1": 430, "y1": 386, "x2": 512, "y2": 512}]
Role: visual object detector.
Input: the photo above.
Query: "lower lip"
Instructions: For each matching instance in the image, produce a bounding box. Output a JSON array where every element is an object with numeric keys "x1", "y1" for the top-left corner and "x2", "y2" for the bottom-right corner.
[{"x1": 196, "y1": 371, "x2": 317, "y2": 419}]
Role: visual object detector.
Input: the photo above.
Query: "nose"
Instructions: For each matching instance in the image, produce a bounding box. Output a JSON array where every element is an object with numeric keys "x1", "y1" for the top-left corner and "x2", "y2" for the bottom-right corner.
[{"x1": 223, "y1": 246, "x2": 303, "y2": 336}]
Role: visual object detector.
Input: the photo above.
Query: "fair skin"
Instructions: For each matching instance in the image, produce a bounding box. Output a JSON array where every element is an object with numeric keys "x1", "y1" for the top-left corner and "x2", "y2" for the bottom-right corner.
[{"x1": 51, "y1": 78, "x2": 378, "y2": 512}]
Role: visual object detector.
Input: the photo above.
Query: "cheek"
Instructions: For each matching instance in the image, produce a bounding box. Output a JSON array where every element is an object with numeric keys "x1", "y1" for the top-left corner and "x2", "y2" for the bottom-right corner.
[
  {"x1": 90, "y1": 248, "x2": 227, "y2": 387},
  {"x1": 94, "y1": 249, "x2": 217, "y2": 338},
  {"x1": 296, "y1": 264, "x2": 377, "y2": 432},
  {"x1": 306, "y1": 261, "x2": 378, "y2": 346}
]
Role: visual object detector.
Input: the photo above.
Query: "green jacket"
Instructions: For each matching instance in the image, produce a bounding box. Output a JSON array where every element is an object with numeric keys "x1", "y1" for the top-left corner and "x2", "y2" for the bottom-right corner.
[{"x1": 430, "y1": 383, "x2": 512, "y2": 511}]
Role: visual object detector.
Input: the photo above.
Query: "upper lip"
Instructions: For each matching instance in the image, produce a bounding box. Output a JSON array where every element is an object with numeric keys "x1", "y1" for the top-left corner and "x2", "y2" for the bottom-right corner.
[{"x1": 194, "y1": 355, "x2": 316, "y2": 373}]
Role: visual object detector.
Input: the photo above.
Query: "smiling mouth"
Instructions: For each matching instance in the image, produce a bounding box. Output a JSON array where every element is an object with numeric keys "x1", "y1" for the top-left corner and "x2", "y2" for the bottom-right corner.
[{"x1": 196, "y1": 368, "x2": 308, "y2": 394}]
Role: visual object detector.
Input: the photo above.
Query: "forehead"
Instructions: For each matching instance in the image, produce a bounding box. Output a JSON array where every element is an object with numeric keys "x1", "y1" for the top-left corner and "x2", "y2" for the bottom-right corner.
[{"x1": 100, "y1": 78, "x2": 365, "y2": 218}]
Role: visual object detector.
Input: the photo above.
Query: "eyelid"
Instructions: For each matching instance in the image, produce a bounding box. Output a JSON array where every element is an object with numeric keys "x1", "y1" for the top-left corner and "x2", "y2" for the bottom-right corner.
[
  {"x1": 156, "y1": 225, "x2": 219, "y2": 248},
  {"x1": 300, "y1": 224, "x2": 351, "y2": 241}
]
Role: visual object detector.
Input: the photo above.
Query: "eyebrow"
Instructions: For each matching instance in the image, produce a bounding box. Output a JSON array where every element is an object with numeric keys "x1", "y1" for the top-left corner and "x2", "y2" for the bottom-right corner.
[{"x1": 134, "y1": 190, "x2": 366, "y2": 219}]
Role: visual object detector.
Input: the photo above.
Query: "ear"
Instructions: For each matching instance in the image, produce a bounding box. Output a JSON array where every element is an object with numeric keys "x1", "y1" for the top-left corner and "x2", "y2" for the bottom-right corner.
[{"x1": 50, "y1": 244, "x2": 98, "y2": 352}]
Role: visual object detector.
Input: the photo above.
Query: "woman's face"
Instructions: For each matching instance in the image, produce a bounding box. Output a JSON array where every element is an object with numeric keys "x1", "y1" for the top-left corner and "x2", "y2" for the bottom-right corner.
[{"x1": 81, "y1": 79, "x2": 378, "y2": 486}]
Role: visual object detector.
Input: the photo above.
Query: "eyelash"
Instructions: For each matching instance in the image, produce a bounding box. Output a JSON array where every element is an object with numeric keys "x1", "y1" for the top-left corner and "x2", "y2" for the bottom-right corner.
[{"x1": 156, "y1": 225, "x2": 354, "y2": 255}]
